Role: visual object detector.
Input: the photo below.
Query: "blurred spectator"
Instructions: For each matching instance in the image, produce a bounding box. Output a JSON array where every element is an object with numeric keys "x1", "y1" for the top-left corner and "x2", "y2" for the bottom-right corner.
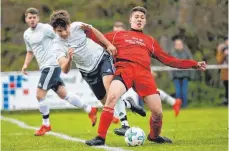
[
  {"x1": 113, "y1": 21, "x2": 126, "y2": 31},
  {"x1": 216, "y1": 37, "x2": 228, "y2": 105},
  {"x1": 171, "y1": 38, "x2": 193, "y2": 108}
]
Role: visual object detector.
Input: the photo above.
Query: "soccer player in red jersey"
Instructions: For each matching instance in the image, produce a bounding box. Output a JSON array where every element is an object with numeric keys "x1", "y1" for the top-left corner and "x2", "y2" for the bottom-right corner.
[{"x1": 85, "y1": 6, "x2": 206, "y2": 146}]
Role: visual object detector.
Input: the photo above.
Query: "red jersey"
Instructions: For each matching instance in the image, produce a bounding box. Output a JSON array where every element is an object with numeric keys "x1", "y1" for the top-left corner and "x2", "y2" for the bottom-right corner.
[{"x1": 87, "y1": 30, "x2": 198, "y2": 70}]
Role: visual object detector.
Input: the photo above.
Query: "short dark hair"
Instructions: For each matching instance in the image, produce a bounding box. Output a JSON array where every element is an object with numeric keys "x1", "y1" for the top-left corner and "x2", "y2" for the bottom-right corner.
[
  {"x1": 130, "y1": 6, "x2": 147, "y2": 16},
  {"x1": 50, "y1": 10, "x2": 71, "y2": 29},
  {"x1": 25, "y1": 8, "x2": 39, "y2": 17}
]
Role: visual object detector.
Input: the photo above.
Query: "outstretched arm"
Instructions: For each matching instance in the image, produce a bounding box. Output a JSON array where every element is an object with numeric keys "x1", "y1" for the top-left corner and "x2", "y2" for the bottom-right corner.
[{"x1": 152, "y1": 39, "x2": 206, "y2": 71}]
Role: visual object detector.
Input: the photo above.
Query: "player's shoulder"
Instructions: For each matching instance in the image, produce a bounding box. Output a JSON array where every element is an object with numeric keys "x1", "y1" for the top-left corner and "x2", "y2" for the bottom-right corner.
[
  {"x1": 142, "y1": 33, "x2": 153, "y2": 39},
  {"x1": 71, "y1": 21, "x2": 83, "y2": 28},
  {"x1": 106, "y1": 30, "x2": 126, "y2": 36},
  {"x1": 39, "y1": 23, "x2": 53, "y2": 30},
  {"x1": 23, "y1": 27, "x2": 31, "y2": 37}
]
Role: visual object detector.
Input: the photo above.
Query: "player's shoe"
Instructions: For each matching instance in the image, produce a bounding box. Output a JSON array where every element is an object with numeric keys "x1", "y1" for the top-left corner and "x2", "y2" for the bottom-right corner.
[
  {"x1": 88, "y1": 107, "x2": 97, "y2": 127},
  {"x1": 85, "y1": 136, "x2": 105, "y2": 146},
  {"x1": 34, "y1": 125, "x2": 51, "y2": 136},
  {"x1": 126, "y1": 97, "x2": 146, "y2": 117},
  {"x1": 112, "y1": 116, "x2": 120, "y2": 124},
  {"x1": 147, "y1": 134, "x2": 172, "y2": 143},
  {"x1": 114, "y1": 125, "x2": 130, "y2": 136},
  {"x1": 173, "y1": 98, "x2": 182, "y2": 117}
]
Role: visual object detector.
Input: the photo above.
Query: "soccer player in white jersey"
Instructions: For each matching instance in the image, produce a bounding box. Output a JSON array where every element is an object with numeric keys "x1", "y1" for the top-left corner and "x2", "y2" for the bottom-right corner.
[
  {"x1": 22, "y1": 8, "x2": 98, "y2": 136},
  {"x1": 49, "y1": 10, "x2": 146, "y2": 120}
]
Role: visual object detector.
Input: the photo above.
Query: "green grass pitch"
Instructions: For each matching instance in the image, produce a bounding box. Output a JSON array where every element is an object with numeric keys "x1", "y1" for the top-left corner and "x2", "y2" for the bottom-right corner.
[{"x1": 1, "y1": 107, "x2": 228, "y2": 151}]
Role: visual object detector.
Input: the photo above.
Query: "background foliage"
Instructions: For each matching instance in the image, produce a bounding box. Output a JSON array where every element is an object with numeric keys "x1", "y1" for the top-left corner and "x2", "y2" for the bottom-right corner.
[{"x1": 1, "y1": 0, "x2": 228, "y2": 104}]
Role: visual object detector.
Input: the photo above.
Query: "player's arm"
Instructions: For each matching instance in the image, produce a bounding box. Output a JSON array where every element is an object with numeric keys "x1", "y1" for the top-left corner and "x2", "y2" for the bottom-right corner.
[
  {"x1": 151, "y1": 38, "x2": 206, "y2": 71},
  {"x1": 22, "y1": 34, "x2": 34, "y2": 75},
  {"x1": 22, "y1": 51, "x2": 34, "y2": 75},
  {"x1": 57, "y1": 48, "x2": 74, "y2": 74},
  {"x1": 80, "y1": 23, "x2": 117, "y2": 56}
]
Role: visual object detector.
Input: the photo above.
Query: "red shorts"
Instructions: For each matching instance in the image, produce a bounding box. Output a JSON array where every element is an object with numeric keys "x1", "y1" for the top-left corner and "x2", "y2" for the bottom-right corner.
[{"x1": 114, "y1": 62, "x2": 158, "y2": 97}]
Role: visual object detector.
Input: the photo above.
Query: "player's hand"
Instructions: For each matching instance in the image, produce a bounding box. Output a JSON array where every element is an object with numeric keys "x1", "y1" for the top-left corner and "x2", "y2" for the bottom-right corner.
[
  {"x1": 197, "y1": 61, "x2": 206, "y2": 71},
  {"x1": 67, "y1": 48, "x2": 74, "y2": 61},
  {"x1": 80, "y1": 23, "x2": 92, "y2": 31},
  {"x1": 106, "y1": 44, "x2": 117, "y2": 56},
  {"x1": 22, "y1": 64, "x2": 28, "y2": 75}
]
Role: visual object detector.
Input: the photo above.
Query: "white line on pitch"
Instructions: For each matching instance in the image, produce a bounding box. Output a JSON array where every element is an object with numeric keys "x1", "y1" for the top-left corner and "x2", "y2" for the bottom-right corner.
[{"x1": 1, "y1": 116, "x2": 131, "y2": 151}]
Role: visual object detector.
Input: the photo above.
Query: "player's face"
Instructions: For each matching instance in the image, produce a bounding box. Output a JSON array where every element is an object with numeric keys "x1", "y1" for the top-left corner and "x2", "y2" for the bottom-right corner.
[
  {"x1": 54, "y1": 25, "x2": 70, "y2": 39},
  {"x1": 129, "y1": 11, "x2": 146, "y2": 31},
  {"x1": 25, "y1": 13, "x2": 39, "y2": 28},
  {"x1": 174, "y1": 39, "x2": 184, "y2": 50}
]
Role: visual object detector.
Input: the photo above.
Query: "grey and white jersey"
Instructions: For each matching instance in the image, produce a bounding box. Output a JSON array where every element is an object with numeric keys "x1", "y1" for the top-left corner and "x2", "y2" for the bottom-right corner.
[
  {"x1": 23, "y1": 23, "x2": 58, "y2": 70},
  {"x1": 53, "y1": 22, "x2": 105, "y2": 73}
]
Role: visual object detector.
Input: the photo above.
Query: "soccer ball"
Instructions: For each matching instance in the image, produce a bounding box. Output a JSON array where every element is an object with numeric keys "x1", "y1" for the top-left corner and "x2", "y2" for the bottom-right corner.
[{"x1": 124, "y1": 127, "x2": 146, "y2": 146}]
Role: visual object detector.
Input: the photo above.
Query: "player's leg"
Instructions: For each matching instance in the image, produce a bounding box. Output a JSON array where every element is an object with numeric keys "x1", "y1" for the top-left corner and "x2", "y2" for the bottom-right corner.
[
  {"x1": 158, "y1": 89, "x2": 182, "y2": 116},
  {"x1": 101, "y1": 54, "x2": 145, "y2": 118},
  {"x1": 34, "y1": 67, "x2": 54, "y2": 136},
  {"x1": 56, "y1": 85, "x2": 97, "y2": 126},
  {"x1": 113, "y1": 88, "x2": 146, "y2": 136},
  {"x1": 85, "y1": 79, "x2": 127, "y2": 146},
  {"x1": 135, "y1": 66, "x2": 172, "y2": 143},
  {"x1": 113, "y1": 99, "x2": 130, "y2": 135},
  {"x1": 144, "y1": 94, "x2": 172, "y2": 143}
]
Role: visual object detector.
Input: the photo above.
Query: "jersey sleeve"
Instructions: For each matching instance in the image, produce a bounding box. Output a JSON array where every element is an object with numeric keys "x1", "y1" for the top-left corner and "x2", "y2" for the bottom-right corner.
[
  {"x1": 85, "y1": 29, "x2": 116, "y2": 46},
  {"x1": 23, "y1": 33, "x2": 32, "y2": 51},
  {"x1": 151, "y1": 38, "x2": 198, "y2": 69}
]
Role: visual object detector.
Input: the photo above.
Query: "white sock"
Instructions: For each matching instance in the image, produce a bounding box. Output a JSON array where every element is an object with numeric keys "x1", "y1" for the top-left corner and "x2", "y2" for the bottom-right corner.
[
  {"x1": 121, "y1": 120, "x2": 129, "y2": 127},
  {"x1": 43, "y1": 118, "x2": 50, "y2": 126},
  {"x1": 38, "y1": 99, "x2": 50, "y2": 126},
  {"x1": 64, "y1": 93, "x2": 92, "y2": 113},
  {"x1": 158, "y1": 89, "x2": 175, "y2": 106},
  {"x1": 122, "y1": 99, "x2": 131, "y2": 108},
  {"x1": 115, "y1": 98, "x2": 129, "y2": 127}
]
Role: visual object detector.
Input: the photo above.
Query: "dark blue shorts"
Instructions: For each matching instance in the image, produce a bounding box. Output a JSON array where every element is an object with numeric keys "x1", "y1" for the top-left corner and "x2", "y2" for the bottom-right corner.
[
  {"x1": 38, "y1": 66, "x2": 64, "y2": 92},
  {"x1": 80, "y1": 54, "x2": 115, "y2": 100}
]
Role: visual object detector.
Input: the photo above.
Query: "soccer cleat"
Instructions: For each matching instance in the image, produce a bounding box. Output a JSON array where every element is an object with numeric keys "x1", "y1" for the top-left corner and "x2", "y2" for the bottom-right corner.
[
  {"x1": 85, "y1": 136, "x2": 105, "y2": 146},
  {"x1": 112, "y1": 116, "x2": 120, "y2": 124},
  {"x1": 88, "y1": 107, "x2": 97, "y2": 127},
  {"x1": 114, "y1": 125, "x2": 130, "y2": 136},
  {"x1": 147, "y1": 134, "x2": 172, "y2": 143},
  {"x1": 126, "y1": 97, "x2": 146, "y2": 117},
  {"x1": 173, "y1": 99, "x2": 182, "y2": 117},
  {"x1": 34, "y1": 125, "x2": 51, "y2": 136}
]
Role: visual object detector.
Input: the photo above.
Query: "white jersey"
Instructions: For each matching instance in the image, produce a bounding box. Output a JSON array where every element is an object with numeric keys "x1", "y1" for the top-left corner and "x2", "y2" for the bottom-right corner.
[
  {"x1": 23, "y1": 23, "x2": 58, "y2": 70},
  {"x1": 53, "y1": 22, "x2": 105, "y2": 73}
]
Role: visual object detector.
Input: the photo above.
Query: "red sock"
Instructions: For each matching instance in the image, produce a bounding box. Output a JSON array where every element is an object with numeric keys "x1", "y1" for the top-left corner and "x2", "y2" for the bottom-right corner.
[
  {"x1": 149, "y1": 114, "x2": 162, "y2": 139},
  {"x1": 98, "y1": 106, "x2": 114, "y2": 139}
]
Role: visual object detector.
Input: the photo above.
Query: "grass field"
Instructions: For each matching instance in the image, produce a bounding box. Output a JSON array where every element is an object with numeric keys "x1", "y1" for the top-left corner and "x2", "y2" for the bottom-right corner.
[{"x1": 1, "y1": 107, "x2": 228, "y2": 151}]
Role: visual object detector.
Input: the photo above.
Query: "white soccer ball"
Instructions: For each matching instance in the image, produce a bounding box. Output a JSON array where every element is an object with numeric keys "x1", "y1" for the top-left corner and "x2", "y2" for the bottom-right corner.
[{"x1": 124, "y1": 127, "x2": 146, "y2": 146}]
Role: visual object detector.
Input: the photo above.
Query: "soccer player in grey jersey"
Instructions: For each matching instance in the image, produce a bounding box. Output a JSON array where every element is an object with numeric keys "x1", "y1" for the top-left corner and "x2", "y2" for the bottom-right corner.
[
  {"x1": 49, "y1": 10, "x2": 146, "y2": 119},
  {"x1": 22, "y1": 8, "x2": 97, "y2": 136}
]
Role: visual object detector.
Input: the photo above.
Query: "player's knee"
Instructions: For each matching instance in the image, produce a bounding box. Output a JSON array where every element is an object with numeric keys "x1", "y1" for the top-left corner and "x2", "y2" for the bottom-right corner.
[
  {"x1": 36, "y1": 95, "x2": 45, "y2": 101},
  {"x1": 106, "y1": 93, "x2": 119, "y2": 107}
]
